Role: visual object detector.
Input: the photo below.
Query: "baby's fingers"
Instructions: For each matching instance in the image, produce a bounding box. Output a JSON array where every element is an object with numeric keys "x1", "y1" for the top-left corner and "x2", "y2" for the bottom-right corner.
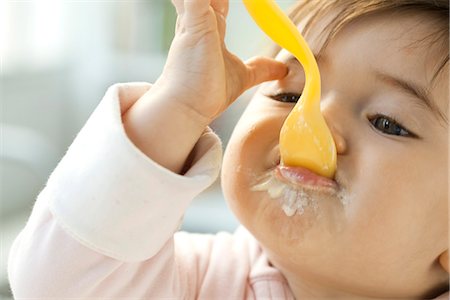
[
  {"x1": 184, "y1": 0, "x2": 211, "y2": 19},
  {"x1": 179, "y1": 0, "x2": 220, "y2": 34},
  {"x1": 244, "y1": 57, "x2": 288, "y2": 90},
  {"x1": 211, "y1": 0, "x2": 229, "y2": 17},
  {"x1": 173, "y1": 0, "x2": 227, "y2": 18},
  {"x1": 171, "y1": 0, "x2": 184, "y2": 16}
]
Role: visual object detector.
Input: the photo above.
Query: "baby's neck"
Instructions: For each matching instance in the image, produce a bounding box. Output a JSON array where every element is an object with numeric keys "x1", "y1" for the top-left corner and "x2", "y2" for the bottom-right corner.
[
  {"x1": 283, "y1": 270, "x2": 356, "y2": 299},
  {"x1": 267, "y1": 254, "x2": 378, "y2": 299}
]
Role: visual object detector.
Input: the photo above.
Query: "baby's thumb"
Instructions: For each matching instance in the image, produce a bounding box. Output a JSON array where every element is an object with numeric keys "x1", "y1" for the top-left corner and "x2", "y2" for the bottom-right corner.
[{"x1": 244, "y1": 57, "x2": 288, "y2": 89}]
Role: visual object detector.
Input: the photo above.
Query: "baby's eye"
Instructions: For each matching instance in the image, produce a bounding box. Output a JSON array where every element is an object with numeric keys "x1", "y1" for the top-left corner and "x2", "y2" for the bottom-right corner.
[
  {"x1": 270, "y1": 93, "x2": 301, "y2": 103},
  {"x1": 369, "y1": 115, "x2": 414, "y2": 137}
]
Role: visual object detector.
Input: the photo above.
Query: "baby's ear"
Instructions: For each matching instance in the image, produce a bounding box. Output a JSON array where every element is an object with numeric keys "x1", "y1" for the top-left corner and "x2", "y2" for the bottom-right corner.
[{"x1": 439, "y1": 250, "x2": 449, "y2": 273}]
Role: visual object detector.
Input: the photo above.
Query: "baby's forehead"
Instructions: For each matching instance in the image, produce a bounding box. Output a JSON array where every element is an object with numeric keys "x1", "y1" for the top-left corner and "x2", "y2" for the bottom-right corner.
[{"x1": 296, "y1": 9, "x2": 448, "y2": 74}]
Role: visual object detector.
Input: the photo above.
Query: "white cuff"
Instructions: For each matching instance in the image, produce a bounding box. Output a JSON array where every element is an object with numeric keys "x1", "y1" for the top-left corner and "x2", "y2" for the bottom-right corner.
[{"x1": 45, "y1": 83, "x2": 223, "y2": 262}]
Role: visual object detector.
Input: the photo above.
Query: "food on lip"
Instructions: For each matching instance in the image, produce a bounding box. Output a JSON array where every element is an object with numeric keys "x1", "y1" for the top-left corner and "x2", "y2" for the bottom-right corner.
[
  {"x1": 275, "y1": 165, "x2": 338, "y2": 190},
  {"x1": 243, "y1": 0, "x2": 337, "y2": 178},
  {"x1": 251, "y1": 171, "x2": 315, "y2": 216},
  {"x1": 251, "y1": 168, "x2": 343, "y2": 217}
]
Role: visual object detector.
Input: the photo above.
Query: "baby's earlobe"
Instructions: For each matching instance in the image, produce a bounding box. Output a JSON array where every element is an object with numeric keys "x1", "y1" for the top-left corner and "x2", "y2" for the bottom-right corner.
[{"x1": 439, "y1": 250, "x2": 449, "y2": 273}]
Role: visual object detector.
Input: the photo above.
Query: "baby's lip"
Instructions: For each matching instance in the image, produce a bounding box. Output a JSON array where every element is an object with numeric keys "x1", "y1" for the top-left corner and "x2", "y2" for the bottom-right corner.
[{"x1": 275, "y1": 165, "x2": 338, "y2": 190}]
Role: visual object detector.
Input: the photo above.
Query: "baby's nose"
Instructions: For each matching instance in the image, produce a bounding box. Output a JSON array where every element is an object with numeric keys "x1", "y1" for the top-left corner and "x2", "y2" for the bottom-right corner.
[{"x1": 320, "y1": 98, "x2": 347, "y2": 155}]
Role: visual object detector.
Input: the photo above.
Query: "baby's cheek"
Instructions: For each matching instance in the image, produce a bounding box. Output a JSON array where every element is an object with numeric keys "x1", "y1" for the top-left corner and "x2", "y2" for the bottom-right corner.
[
  {"x1": 237, "y1": 192, "x2": 309, "y2": 250},
  {"x1": 257, "y1": 201, "x2": 313, "y2": 243}
]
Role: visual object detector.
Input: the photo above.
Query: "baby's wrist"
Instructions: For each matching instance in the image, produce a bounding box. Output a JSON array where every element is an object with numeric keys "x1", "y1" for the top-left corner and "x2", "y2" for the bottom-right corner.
[
  {"x1": 122, "y1": 88, "x2": 211, "y2": 174},
  {"x1": 151, "y1": 78, "x2": 215, "y2": 125}
]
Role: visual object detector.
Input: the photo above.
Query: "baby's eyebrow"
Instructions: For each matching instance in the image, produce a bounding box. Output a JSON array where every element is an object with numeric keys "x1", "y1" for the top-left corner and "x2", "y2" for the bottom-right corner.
[
  {"x1": 375, "y1": 71, "x2": 448, "y2": 125},
  {"x1": 285, "y1": 53, "x2": 326, "y2": 68}
]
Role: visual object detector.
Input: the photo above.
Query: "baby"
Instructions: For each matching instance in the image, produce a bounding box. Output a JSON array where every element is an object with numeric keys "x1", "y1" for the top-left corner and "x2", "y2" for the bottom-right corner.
[{"x1": 8, "y1": 0, "x2": 449, "y2": 299}]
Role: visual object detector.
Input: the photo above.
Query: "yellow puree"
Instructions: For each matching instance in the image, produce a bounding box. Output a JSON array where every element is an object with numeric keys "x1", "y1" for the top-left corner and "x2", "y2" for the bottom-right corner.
[{"x1": 243, "y1": 0, "x2": 337, "y2": 178}]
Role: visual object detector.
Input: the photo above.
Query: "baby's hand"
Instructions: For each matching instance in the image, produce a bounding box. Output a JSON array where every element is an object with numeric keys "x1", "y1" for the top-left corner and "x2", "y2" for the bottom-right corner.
[
  {"x1": 159, "y1": 0, "x2": 287, "y2": 121},
  {"x1": 123, "y1": 0, "x2": 287, "y2": 174}
]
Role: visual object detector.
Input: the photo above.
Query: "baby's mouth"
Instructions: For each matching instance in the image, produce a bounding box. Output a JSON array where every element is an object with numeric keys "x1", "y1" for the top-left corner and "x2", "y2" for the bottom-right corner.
[
  {"x1": 251, "y1": 158, "x2": 346, "y2": 217},
  {"x1": 268, "y1": 151, "x2": 340, "y2": 190},
  {"x1": 275, "y1": 165, "x2": 338, "y2": 191}
]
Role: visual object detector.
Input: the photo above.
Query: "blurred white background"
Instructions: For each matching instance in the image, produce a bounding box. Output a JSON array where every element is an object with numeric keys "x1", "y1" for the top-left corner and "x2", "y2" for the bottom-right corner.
[{"x1": 0, "y1": 0, "x2": 294, "y2": 297}]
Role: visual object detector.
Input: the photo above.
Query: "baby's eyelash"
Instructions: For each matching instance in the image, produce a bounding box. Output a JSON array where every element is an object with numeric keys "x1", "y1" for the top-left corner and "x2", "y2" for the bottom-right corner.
[
  {"x1": 269, "y1": 93, "x2": 301, "y2": 103},
  {"x1": 368, "y1": 113, "x2": 418, "y2": 138}
]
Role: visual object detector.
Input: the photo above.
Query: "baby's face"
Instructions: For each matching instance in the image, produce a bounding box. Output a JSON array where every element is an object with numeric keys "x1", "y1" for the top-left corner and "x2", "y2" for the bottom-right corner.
[{"x1": 222, "y1": 11, "x2": 448, "y2": 297}]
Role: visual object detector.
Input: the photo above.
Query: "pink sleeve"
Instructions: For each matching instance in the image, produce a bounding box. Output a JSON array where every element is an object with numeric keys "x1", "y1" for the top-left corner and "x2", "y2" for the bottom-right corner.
[{"x1": 7, "y1": 82, "x2": 223, "y2": 298}]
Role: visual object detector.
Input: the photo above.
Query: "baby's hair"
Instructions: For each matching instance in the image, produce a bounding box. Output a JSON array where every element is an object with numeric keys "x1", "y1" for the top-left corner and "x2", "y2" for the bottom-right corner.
[{"x1": 268, "y1": 0, "x2": 449, "y2": 84}]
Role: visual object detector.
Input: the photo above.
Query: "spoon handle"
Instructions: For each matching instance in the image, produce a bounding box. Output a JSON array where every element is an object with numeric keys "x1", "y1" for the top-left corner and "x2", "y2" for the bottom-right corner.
[{"x1": 243, "y1": 0, "x2": 316, "y2": 73}]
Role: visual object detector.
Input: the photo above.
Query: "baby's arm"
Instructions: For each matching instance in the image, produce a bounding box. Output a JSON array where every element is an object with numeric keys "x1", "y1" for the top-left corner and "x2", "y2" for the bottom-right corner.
[
  {"x1": 123, "y1": 0, "x2": 286, "y2": 174},
  {"x1": 8, "y1": 82, "x2": 223, "y2": 298}
]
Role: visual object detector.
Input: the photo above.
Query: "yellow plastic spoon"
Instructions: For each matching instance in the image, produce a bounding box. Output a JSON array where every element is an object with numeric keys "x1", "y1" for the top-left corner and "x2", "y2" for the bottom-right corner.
[{"x1": 243, "y1": 0, "x2": 337, "y2": 178}]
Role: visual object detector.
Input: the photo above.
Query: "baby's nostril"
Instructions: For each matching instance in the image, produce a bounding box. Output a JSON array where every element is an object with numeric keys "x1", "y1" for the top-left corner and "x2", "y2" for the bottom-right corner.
[
  {"x1": 266, "y1": 144, "x2": 281, "y2": 168},
  {"x1": 270, "y1": 155, "x2": 280, "y2": 168}
]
